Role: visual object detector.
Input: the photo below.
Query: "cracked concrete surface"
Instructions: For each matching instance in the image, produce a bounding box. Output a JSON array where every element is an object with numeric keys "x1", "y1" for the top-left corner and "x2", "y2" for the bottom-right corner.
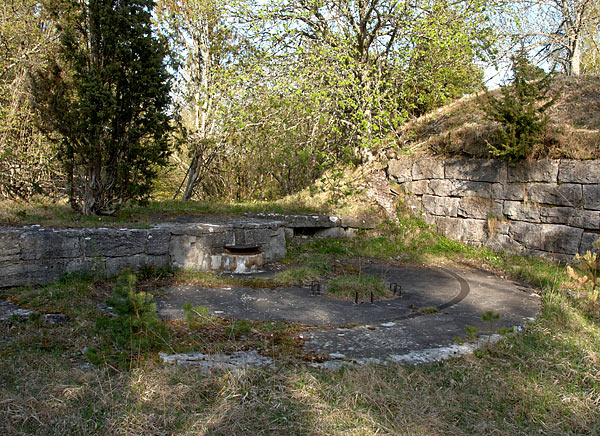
[{"x1": 157, "y1": 264, "x2": 540, "y2": 364}]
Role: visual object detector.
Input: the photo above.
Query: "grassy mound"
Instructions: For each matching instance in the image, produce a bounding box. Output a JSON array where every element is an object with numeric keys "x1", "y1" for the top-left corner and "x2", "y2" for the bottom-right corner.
[{"x1": 392, "y1": 75, "x2": 600, "y2": 160}]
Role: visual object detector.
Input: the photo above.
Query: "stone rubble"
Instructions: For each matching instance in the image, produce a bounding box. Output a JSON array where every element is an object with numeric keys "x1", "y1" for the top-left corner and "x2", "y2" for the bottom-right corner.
[{"x1": 159, "y1": 350, "x2": 273, "y2": 374}]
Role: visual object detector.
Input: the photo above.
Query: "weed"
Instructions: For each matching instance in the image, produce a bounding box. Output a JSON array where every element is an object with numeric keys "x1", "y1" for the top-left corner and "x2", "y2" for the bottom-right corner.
[
  {"x1": 482, "y1": 310, "x2": 501, "y2": 347},
  {"x1": 419, "y1": 306, "x2": 439, "y2": 314},
  {"x1": 465, "y1": 325, "x2": 478, "y2": 340},
  {"x1": 227, "y1": 320, "x2": 252, "y2": 336},
  {"x1": 568, "y1": 237, "x2": 600, "y2": 301},
  {"x1": 182, "y1": 303, "x2": 216, "y2": 329}
]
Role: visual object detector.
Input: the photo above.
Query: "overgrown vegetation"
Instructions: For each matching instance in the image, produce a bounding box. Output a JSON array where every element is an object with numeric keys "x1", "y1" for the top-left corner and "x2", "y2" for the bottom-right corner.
[
  {"x1": 1, "y1": 214, "x2": 599, "y2": 435},
  {"x1": 394, "y1": 75, "x2": 599, "y2": 159}
]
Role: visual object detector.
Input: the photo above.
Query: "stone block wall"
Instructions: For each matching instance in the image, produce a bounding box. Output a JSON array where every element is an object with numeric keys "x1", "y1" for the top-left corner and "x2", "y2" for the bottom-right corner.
[
  {"x1": 0, "y1": 214, "x2": 371, "y2": 288},
  {"x1": 388, "y1": 158, "x2": 600, "y2": 259}
]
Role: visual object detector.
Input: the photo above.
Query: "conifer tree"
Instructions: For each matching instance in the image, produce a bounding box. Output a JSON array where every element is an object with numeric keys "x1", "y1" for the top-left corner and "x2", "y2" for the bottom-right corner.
[
  {"x1": 33, "y1": 0, "x2": 172, "y2": 215},
  {"x1": 482, "y1": 50, "x2": 557, "y2": 162}
]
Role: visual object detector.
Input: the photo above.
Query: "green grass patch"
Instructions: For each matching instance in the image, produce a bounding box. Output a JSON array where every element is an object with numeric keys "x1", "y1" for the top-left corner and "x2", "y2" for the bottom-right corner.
[{"x1": 325, "y1": 274, "x2": 390, "y2": 301}]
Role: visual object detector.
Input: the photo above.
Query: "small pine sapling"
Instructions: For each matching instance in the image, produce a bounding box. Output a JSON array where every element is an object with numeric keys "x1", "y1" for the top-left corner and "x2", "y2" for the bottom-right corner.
[
  {"x1": 98, "y1": 269, "x2": 169, "y2": 366},
  {"x1": 481, "y1": 310, "x2": 501, "y2": 347}
]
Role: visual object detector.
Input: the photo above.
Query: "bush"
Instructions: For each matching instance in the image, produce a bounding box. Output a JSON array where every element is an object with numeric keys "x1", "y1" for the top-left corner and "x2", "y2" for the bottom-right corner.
[{"x1": 481, "y1": 50, "x2": 557, "y2": 162}]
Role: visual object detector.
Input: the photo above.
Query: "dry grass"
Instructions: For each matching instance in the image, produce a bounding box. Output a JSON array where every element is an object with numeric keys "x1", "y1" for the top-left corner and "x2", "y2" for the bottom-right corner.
[
  {"x1": 1, "y1": 288, "x2": 599, "y2": 435},
  {"x1": 394, "y1": 75, "x2": 600, "y2": 159}
]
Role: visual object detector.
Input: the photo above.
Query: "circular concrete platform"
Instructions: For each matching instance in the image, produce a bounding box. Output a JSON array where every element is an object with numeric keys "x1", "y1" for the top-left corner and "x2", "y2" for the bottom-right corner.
[{"x1": 157, "y1": 264, "x2": 540, "y2": 363}]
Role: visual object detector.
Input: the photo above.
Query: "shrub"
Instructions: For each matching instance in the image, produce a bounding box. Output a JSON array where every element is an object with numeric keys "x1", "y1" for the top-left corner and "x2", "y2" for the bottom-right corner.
[{"x1": 481, "y1": 49, "x2": 557, "y2": 162}]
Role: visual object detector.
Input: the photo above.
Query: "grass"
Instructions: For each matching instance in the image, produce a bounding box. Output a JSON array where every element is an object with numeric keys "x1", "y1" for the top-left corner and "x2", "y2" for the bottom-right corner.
[
  {"x1": 0, "y1": 197, "x2": 326, "y2": 228},
  {"x1": 325, "y1": 274, "x2": 390, "y2": 301},
  {"x1": 395, "y1": 75, "x2": 600, "y2": 159},
  {"x1": 1, "y1": 209, "x2": 599, "y2": 435}
]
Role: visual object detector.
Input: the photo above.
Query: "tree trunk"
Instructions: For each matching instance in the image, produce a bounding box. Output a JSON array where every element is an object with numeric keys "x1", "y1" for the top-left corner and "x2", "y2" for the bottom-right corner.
[{"x1": 570, "y1": 37, "x2": 581, "y2": 76}]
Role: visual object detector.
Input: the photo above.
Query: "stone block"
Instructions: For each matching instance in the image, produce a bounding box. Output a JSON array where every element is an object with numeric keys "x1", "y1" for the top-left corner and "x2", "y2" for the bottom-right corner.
[
  {"x1": 169, "y1": 234, "x2": 215, "y2": 269},
  {"x1": 458, "y1": 197, "x2": 503, "y2": 219},
  {"x1": 19, "y1": 229, "x2": 81, "y2": 261},
  {"x1": 504, "y1": 201, "x2": 541, "y2": 223},
  {"x1": 486, "y1": 217, "x2": 509, "y2": 236},
  {"x1": 83, "y1": 229, "x2": 148, "y2": 257},
  {"x1": 402, "y1": 196, "x2": 422, "y2": 215},
  {"x1": 243, "y1": 228, "x2": 282, "y2": 246},
  {"x1": 145, "y1": 229, "x2": 170, "y2": 256},
  {"x1": 526, "y1": 183, "x2": 583, "y2": 207},
  {"x1": 339, "y1": 216, "x2": 377, "y2": 229},
  {"x1": 105, "y1": 254, "x2": 169, "y2": 276},
  {"x1": 262, "y1": 228, "x2": 287, "y2": 261},
  {"x1": 422, "y1": 195, "x2": 459, "y2": 217},
  {"x1": 412, "y1": 158, "x2": 444, "y2": 180},
  {"x1": 276, "y1": 214, "x2": 339, "y2": 228},
  {"x1": 387, "y1": 159, "x2": 413, "y2": 183},
  {"x1": 314, "y1": 227, "x2": 348, "y2": 239},
  {"x1": 0, "y1": 230, "x2": 21, "y2": 261},
  {"x1": 444, "y1": 158, "x2": 507, "y2": 183},
  {"x1": 433, "y1": 217, "x2": 486, "y2": 244},
  {"x1": 485, "y1": 233, "x2": 511, "y2": 251},
  {"x1": 538, "y1": 207, "x2": 573, "y2": 225},
  {"x1": 540, "y1": 207, "x2": 599, "y2": 229},
  {"x1": 427, "y1": 179, "x2": 454, "y2": 197},
  {"x1": 169, "y1": 223, "x2": 229, "y2": 236},
  {"x1": 450, "y1": 180, "x2": 504, "y2": 199},
  {"x1": 504, "y1": 183, "x2": 526, "y2": 201},
  {"x1": 422, "y1": 214, "x2": 436, "y2": 226},
  {"x1": 509, "y1": 222, "x2": 583, "y2": 255},
  {"x1": 558, "y1": 160, "x2": 600, "y2": 184},
  {"x1": 3, "y1": 259, "x2": 67, "y2": 288},
  {"x1": 508, "y1": 159, "x2": 559, "y2": 182},
  {"x1": 584, "y1": 185, "x2": 600, "y2": 210},
  {"x1": 579, "y1": 232, "x2": 599, "y2": 254},
  {"x1": 434, "y1": 216, "x2": 464, "y2": 240},
  {"x1": 403, "y1": 180, "x2": 429, "y2": 195},
  {"x1": 461, "y1": 219, "x2": 488, "y2": 243}
]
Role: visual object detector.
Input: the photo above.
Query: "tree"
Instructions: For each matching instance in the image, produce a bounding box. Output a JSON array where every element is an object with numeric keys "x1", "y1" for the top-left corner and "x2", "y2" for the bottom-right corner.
[
  {"x1": 481, "y1": 50, "x2": 557, "y2": 162},
  {"x1": 509, "y1": 0, "x2": 600, "y2": 75},
  {"x1": 156, "y1": 0, "x2": 229, "y2": 200},
  {"x1": 33, "y1": 0, "x2": 172, "y2": 215},
  {"x1": 263, "y1": 0, "x2": 492, "y2": 160},
  {"x1": 0, "y1": 0, "x2": 61, "y2": 199}
]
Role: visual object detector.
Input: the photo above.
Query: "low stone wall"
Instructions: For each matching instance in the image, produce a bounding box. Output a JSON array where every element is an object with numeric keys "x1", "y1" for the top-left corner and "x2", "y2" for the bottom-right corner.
[
  {"x1": 388, "y1": 158, "x2": 600, "y2": 259},
  {"x1": 0, "y1": 214, "x2": 373, "y2": 289},
  {"x1": 0, "y1": 218, "x2": 286, "y2": 288}
]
